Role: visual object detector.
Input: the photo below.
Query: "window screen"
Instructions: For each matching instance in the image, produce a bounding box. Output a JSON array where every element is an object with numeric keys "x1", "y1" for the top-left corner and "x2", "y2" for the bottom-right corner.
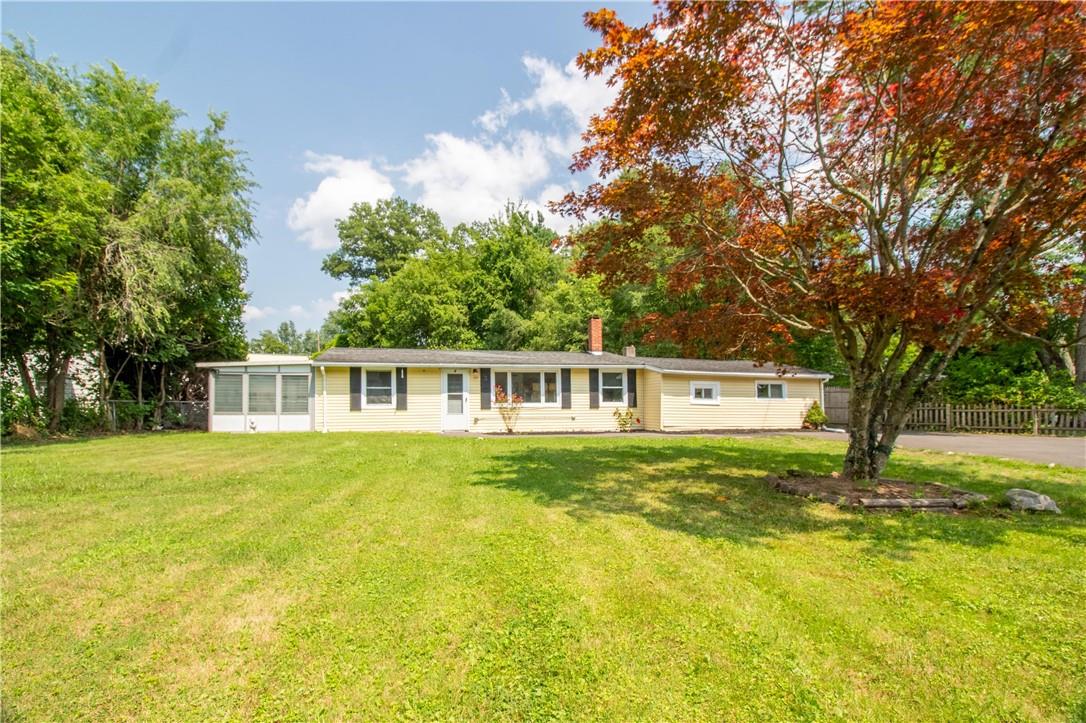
[
  {"x1": 511, "y1": 372, "x2": 542, "y2": 404},
  {"x1": 756, "y1": 382, "x2": 785, "y2": 399},
  {"x1": 281, "y1": 375, "x2": 309, "y2": 414},
  {"x1": 544, "y1": 372, "x2": 558, "y2": 404},
  {"x1": 366, "y1": 370, "x2": 393, "y2": 405},
  {"x1": 215, "y1": 374, "x2": 242, "y2": 413},
  {"x1": 692, "y1": 382, "x2": 718, "y2": 402},
  {"x1": 601, "y1": 371, "x2": 625, "y2": 403},
  {"x1": 248, "y1": 375, "x2": 276, "y2": 414}
]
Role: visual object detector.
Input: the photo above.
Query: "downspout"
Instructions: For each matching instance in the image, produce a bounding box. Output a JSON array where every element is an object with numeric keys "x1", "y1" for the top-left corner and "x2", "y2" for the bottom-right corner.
[
  {"x1": 317, "y1": 362, "x2": 325, "y2": 429},
  {"x1": 207, "y1": 370, "x2": 215, "y2": 432}
]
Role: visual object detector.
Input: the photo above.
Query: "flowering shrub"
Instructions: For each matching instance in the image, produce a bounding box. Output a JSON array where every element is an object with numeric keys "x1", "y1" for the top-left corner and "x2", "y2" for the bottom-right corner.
[
  {"x1": 612, "y1": 407, "x2": 639, "y2": 432},
  {"x1": 494, "y1": 384, "x2": 524, "y2": 433}
]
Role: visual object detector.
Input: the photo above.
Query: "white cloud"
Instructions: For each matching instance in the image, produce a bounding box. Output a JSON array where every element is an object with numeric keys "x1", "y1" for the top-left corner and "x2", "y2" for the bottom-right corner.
[
  {"x1": 286, "y1": 53, "x2": 612, "y2": 246},
  {"x1": 287, "y1": 152, "x2": 395, "y2": 249},
  {"x1": 401, "y1": 131, "x2": 553, "y2": 226},
  {"x1": 477, "y1": 55, "x2": 616, "y2": 133},
  {"x1": 242, "y1": 304, "x2": 276, "y2": 323},
  {"x1": 309, "y1": 290, "x2": 353, "y2": 319},
  {"x1": 280, "y1": 290, "x2": 353, "y2": 322}
]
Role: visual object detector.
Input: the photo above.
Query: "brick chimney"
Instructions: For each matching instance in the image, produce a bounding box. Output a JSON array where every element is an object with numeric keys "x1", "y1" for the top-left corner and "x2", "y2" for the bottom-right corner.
[
  {"x1": 623, "y1": 345, "x2": 636, "y2": 357},
  {"x1": 588, "y1": 316, "x2": 603, "y2": 355}
]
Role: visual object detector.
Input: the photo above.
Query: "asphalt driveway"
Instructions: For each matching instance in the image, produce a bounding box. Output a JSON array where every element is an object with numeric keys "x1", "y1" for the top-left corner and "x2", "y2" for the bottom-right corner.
[{"x1": 786, "y1": 430, "x2": 1085, "y2": 468}]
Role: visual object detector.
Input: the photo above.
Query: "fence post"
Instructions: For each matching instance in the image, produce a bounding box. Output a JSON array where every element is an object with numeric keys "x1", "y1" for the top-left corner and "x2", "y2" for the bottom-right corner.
[
  {"x1": 1032, "y1": 407, "x2": 1039, "y2": 435},
  {"x1": 945, "y1": 402, "x2": 952, "y2": 433}
]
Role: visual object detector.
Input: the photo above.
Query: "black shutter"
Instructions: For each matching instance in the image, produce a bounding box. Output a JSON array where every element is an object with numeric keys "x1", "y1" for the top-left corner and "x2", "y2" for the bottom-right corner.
[
  {"x1": 350, "y1": 368, "x2": 362, "y2": 411},
  {"x1": 561, "y1": 368, "x2": 572, "y2": 409},
  {"x1": 589, "y1": 368, "x2": 600, "y2": 409},
  {"x1": 396, "y1": 367, "x2": 407, "y2": 410},
  {"x1": 480, "y1": 368, "x2": 491, "y2": 410},
  {"x1": 627, "y1": 368, "x2": 637, "y2": 408}
]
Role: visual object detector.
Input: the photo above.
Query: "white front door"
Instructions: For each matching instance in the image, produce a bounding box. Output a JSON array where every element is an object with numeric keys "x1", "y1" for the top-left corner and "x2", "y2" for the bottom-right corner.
[{"x1": 442, "y1": 370, "x2": 469, "y2": 431}]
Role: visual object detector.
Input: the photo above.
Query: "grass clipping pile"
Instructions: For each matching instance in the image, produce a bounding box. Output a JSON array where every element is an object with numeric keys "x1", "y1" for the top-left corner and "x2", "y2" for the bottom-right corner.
[{"x1": 767, "y1": 469, "x2": 988, "y2": 511}]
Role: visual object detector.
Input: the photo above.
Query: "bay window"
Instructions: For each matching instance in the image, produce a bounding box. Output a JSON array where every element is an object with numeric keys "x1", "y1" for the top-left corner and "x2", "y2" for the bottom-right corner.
[{"x1": 492, "y1": 370, "x2": 560, "y2": 405}]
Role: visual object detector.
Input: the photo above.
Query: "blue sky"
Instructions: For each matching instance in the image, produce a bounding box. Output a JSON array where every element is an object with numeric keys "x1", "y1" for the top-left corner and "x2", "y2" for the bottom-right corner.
[{"x1": 5, "y1": 2, "x2": 652, "y2": 335}]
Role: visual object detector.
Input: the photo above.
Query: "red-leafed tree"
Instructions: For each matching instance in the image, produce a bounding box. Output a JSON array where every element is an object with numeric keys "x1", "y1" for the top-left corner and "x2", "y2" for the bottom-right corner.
[{"x1": 560, "y1": 1, "x2": 1086, "y2": 479}]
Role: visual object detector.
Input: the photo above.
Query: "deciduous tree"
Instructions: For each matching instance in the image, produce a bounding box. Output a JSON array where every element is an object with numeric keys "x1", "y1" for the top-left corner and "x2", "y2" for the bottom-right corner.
[
  {"x1": 322, "y1": 197, "x2": 446, "y2": 284},
  {"x1": 562, "y1": 1, "x2": 1086, "y2": 479}
]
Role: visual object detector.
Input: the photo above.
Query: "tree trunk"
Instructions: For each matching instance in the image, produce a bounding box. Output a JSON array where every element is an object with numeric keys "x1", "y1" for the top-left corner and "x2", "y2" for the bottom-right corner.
[
  {"x1": 1074, "y1": 295, "x2": 1086, "y2": 388},
  {"x1": 842, "y1": 377, "x2": 877, "y2": 479},
  {"x1": 16, "y1": 354, "x2": 38, "y2": 406},
  {"x1": 841, "y1": 374, "x2": 916, "y2": 481},
  {"x1": 153, "y1": 365, "x2": 167, "y2": 427},
  {"x1": 136, "y1": 361, "x2": 145, "y2": 431},
  {"x1": 98, "y1": 338, "x2": 109, "y2": 420},
  {"x1": 45, "y1": 354, "x2": 70, "y2": 434}
]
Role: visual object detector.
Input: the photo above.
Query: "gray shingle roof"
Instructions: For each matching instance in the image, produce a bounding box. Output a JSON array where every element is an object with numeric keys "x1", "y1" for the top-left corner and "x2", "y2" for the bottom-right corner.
[
  {"x1": 634, "y1": 356, "x2": 827, "y2": 377},
  {"x1": 313, "y1": 347, "x2": 829, "y2": 377},
  {"x1": 315, "y1": 347, "x2": 633, "y2": 367}
]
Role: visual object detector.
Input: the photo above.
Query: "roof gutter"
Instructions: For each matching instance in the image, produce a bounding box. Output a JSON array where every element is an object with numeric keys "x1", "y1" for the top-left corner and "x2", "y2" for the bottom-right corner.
[
  {"x1": 197, "y1": 358, "x2": 831, "y2": 379},
  {"x1": 641, "y1": 365, "x2": 834, "y2": 380}
]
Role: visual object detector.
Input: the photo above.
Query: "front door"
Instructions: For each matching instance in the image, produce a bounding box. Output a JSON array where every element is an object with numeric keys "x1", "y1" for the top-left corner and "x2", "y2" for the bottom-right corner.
[{"x1": 442, "y1": 371, "x2": 469, "y2": 431}]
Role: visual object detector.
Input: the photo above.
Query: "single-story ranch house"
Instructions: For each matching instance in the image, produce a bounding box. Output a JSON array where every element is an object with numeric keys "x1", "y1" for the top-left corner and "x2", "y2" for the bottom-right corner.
[{"x1": 197, "y1": 318, "x2": 829, "y2": 434}]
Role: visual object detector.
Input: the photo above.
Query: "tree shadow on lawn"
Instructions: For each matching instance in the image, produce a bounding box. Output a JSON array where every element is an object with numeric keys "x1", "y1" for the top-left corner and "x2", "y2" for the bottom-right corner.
[{"x1": 470, "y1": 440, "x2": 1085, "y2": 558}]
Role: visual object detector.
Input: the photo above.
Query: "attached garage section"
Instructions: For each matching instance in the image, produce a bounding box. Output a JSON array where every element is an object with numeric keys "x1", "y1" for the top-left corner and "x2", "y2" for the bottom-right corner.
[
  {"x1": 203, "y1": 356, "x2": 313, "y2": 432},
  {"x1": 656, "y1": 373, "x2": 822, "y2": 431}
]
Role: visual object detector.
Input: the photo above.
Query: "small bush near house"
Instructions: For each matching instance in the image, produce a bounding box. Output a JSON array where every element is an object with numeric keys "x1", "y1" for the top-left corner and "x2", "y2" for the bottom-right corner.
[
  {"x1": 612, "y1": 407, "x2": 638, "y2": 431},
  {"x1": 494, "y1": 384, "x2": 524, "y2": 433},
  {"x1": 803, "y1": 401, "x2": 828, "y2": 429}
]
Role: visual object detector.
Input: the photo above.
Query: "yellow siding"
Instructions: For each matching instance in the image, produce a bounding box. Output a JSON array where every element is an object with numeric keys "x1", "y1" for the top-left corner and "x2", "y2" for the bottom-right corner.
[
  {"x1": 470, "y1": 368, "x2": 644, "y2": 433},
  {"x1": 315, "y1": 366, "x2": 820, "y2": 433},
  {"x1": 642, "y1": 370, "x2": 662, "y2": 431},
  {"x1": 658, "y1": 374, "x2": 821, "y2": 431},
  {"x1": 316, "y1": 367, "x2": 443, "y2": 432}
]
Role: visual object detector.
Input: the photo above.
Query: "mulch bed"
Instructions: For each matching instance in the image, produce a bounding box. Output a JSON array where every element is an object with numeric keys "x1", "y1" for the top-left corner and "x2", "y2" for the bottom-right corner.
[{"x1": 766, "y1": 470, "x2": 988, "y2": 510}]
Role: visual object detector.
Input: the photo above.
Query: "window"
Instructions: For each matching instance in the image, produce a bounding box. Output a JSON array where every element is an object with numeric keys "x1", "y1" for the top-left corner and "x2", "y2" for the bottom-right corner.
[
  {"x1": 215, "y1": 374, "x2": 242, "y2": 413},
  {"x1": 756, "y1": 382, "x2": 786, "y2": 400},
  {"x1": 492, "y1": 370, "x2": 560, "y2": 406},
  {"x1": 601, "y1": 371, "x2": 625, "y2": 404},
  {"x1": 544, "y1": 372, "x2": 557, "y2": 404},
  {"x1": 248, "y1": 375, "x2": 276, "y2": 414},
  {"x1": 366, "y1": 370, "x2": 393, "y2": 406},
  {"x1": 281, "y1": 375, "x2": 309, "y2": 414},
  {"x1": 690, "y1": 381, "x2": 719, "y2": 405},
  {"x1": 511, "y1": 372, "x2": 542, "y2": 404}
]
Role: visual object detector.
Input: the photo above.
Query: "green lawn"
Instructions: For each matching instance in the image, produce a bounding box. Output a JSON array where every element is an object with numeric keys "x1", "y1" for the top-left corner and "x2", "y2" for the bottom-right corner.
[{"x1": 3, "y1": 433, "x2": 1084, "y2": 721}]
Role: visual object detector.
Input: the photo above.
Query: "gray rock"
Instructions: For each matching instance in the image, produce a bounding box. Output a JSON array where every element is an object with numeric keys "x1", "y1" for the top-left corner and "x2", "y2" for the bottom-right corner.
[{"x1": 1005, "y1": 488, "x2": 1062, "y2": 514}]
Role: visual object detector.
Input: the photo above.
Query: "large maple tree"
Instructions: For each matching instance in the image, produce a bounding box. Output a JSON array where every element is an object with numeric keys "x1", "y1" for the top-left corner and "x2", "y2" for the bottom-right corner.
[{"x1": 561, "y1": 1, "x2": 1086, "y2": 479}]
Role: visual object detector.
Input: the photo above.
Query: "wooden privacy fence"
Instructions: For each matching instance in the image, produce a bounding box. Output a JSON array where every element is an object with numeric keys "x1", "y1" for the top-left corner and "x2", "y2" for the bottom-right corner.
[
  {"x1": 907, "y1": 403, "x2": 1086, "y2": 436},
  {"x1": 822, "y1": 387, "x2": 1086, "y2": 436},
  {"x1": 823, "y1": 386, "x2": 851, "y2": 426}
]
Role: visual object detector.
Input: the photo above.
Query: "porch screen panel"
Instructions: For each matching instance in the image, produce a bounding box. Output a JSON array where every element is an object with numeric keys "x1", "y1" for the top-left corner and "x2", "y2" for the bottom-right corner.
[
  {"x1": 281, "y1": 375, "x2": 309, "y2": 414},
  {"x1": 248, "y1": 375, "x2": 276, "y2": 414},
  {"x1": 215, "y1": 374, "x2": 242, "y2": 413}
]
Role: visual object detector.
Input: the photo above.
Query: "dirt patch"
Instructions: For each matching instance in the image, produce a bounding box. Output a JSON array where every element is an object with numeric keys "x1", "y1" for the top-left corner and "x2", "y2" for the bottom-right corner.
[{"x1": 767, "y1": 471, "x2": 987, "y2": 510}]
